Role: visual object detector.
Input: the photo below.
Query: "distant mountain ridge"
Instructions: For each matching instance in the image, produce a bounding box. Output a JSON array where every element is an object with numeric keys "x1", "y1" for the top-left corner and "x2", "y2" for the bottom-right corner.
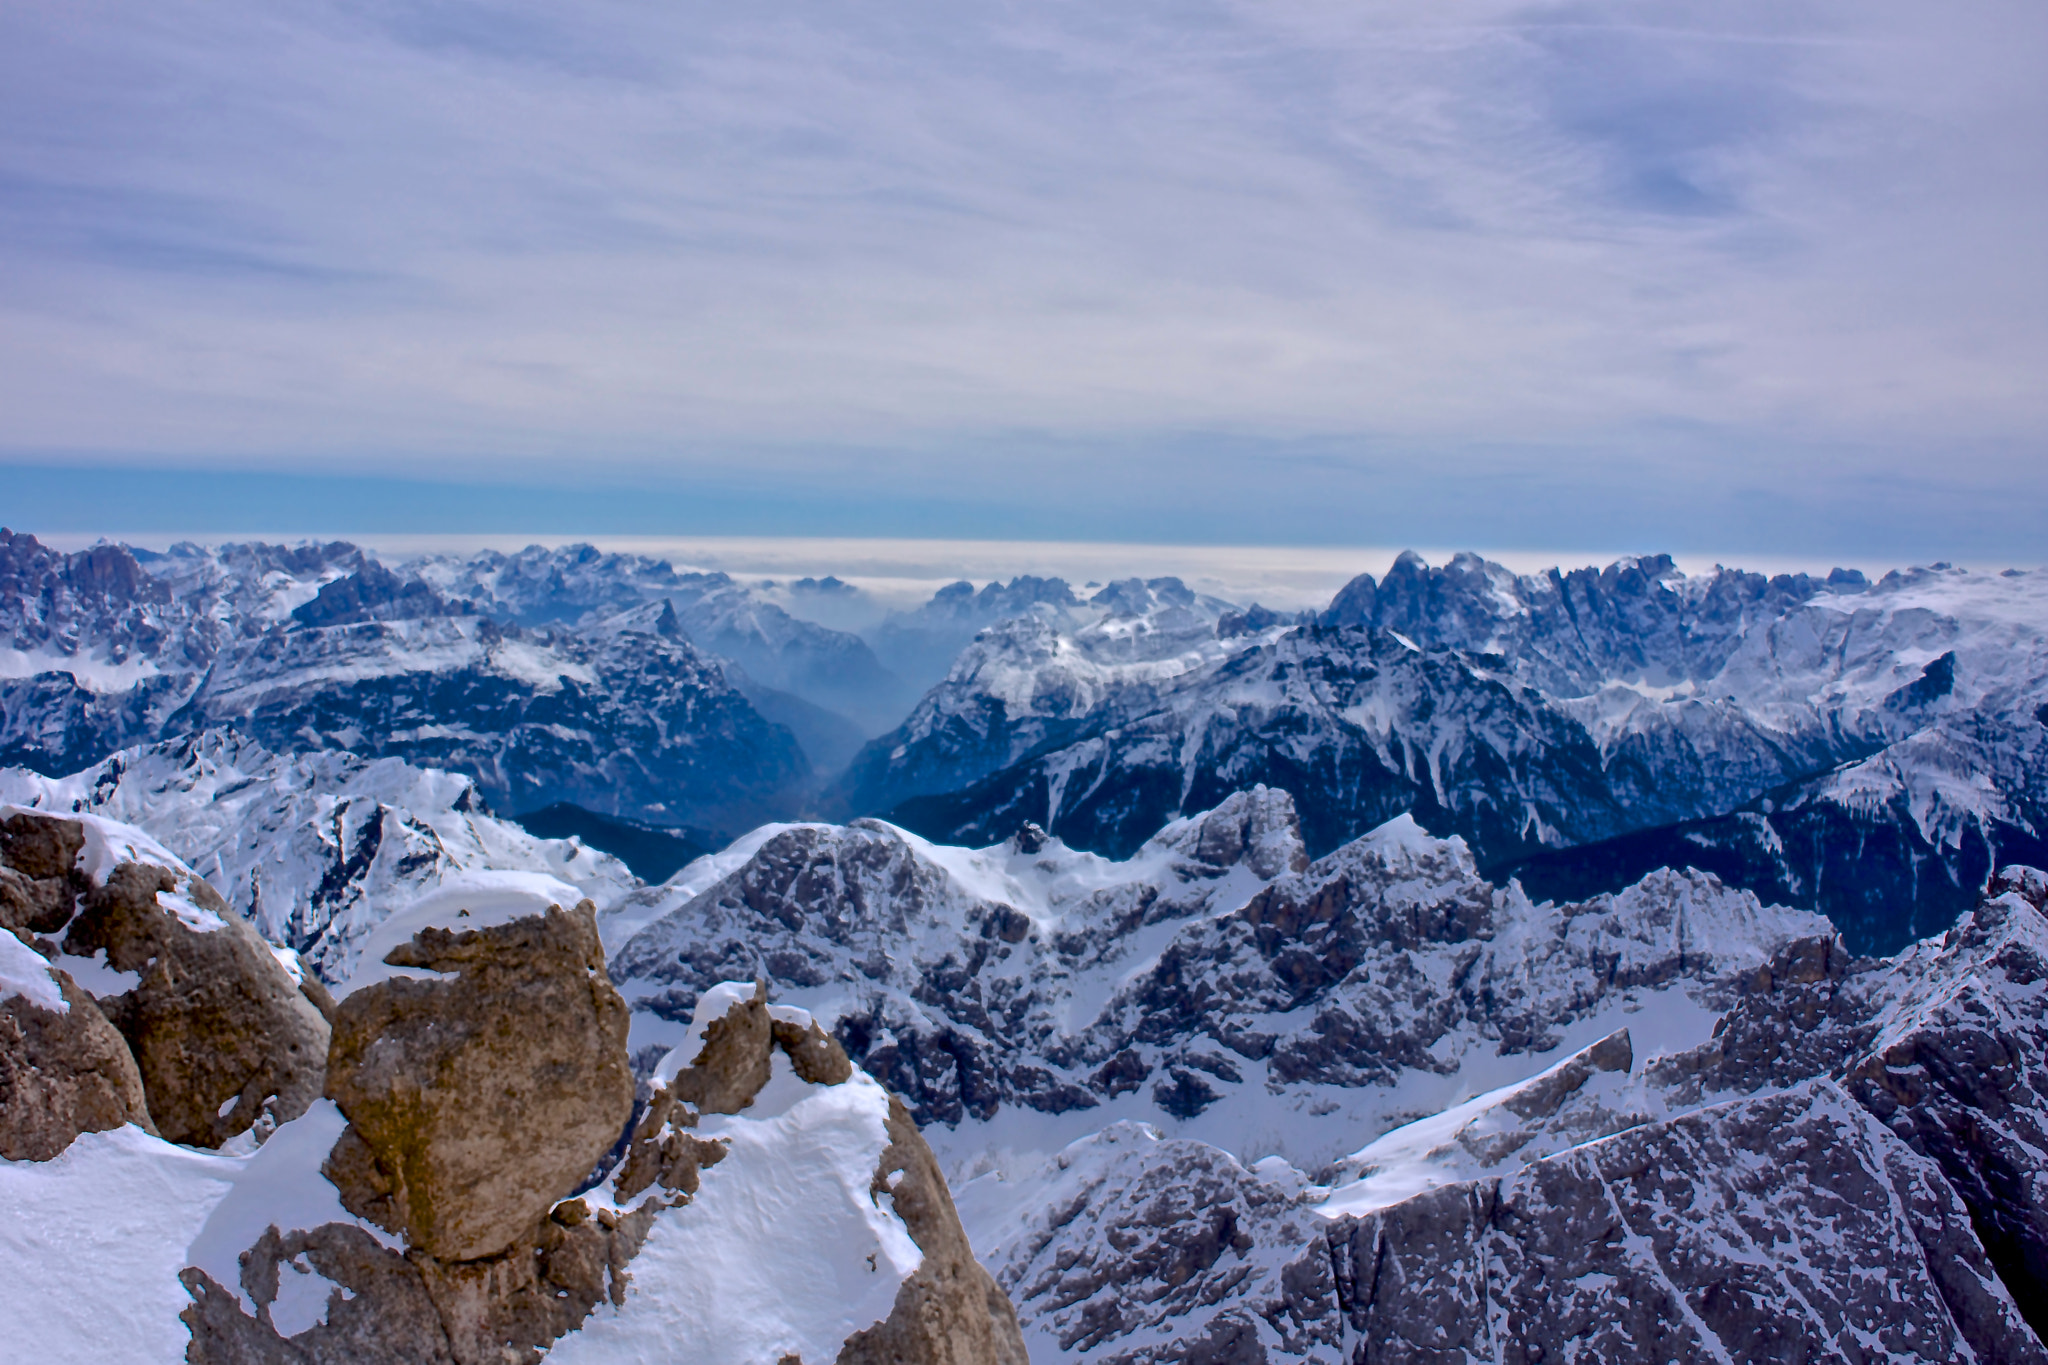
[
  {"x1": 5, "y1": 527, "x2": 2043, "y2": 952},
  {"x1": 856, "y1": 553, "x2": 2048, "y2": 954}
]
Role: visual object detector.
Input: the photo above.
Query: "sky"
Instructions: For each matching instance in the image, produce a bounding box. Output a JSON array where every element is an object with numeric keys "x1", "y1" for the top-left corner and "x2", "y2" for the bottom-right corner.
[{"x1": 2, "y1": 0, "x2": 2044, "y2": 561}]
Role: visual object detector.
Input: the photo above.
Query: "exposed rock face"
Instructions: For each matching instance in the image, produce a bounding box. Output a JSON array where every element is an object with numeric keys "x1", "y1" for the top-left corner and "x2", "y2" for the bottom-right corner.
[
  {"x1": 1299, "y1": 869, "x2": 2048, "y2": 1364},
  {"x1": 323, "y1": 901, "x2": 635, "y2": 1262},
  {"x1": 0, "y1": 962, "x2": 154, "y2": 1160},
  {"x1": 180, "y1": 1198, "x2": 664, "y2": 1365},
  {"x1": 967, "y1": 1123, "x2": 1339, "y2": 1365},
  {"x1": 669, "y1": 981, "x2": 774, "y2": 1115},
  {"x1": 186, "y1": 902, "x2": 647, "y2": 1365},
  {"x1": 1325, "y1": 1079, "x2": 2045, "y2": 1364},
  {"x1": 3, "y1": 806, "x2": 321, "y2": 1154},
  {"x1": 182, "y1": 1222, "x2": 460, "y2": 1365},
  {"x1": 64, "y1": 858, "x2": 330, "y2": 1148},
  {"x1": 0, "y1": 809, "x2": 85, "y2": 933},
  {"x1": 1840, "y1": 865, "x2": 2048, "y2": 1345},
  {"x1": 839, "y1": 1094, "x2": 1029, "y2": 1365}
]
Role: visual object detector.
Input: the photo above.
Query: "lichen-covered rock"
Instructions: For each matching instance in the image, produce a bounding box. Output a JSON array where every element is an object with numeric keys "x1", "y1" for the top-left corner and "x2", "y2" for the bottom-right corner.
[
  {"x1": 323, "y1": 901, "x2": 635, "y2": 1262},
  {"x1": 839, "y1": 1093, "x2": 1030, "y2": 1365},
  {"x1": 179, "y1": 1195, "x2": 666, "y2": 1365},
  {"x1": 181, "y1": 1222, "x2": 458, "y2": 1365},
  {"x1": 611, "y1": 1085, "x2": 729, "y2": 1204},
  {"x1": 0, "y1": 810, "x2": 84, "y2": 937},
  {"x1": 63, "y1": 858, "x2": 330, "y2": 1148},
  {"x1": 0, "y1": 960, "x2": 153, "y2": 1160},
  {"x1": 774, "y1": 1011, "x2": 856, "y2": 1086}
]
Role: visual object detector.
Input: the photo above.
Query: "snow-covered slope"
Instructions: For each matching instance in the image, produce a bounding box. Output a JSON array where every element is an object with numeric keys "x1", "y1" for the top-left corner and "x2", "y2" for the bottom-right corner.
[
  {"x1": 940, "y1": 859, "x2": 2048, "y2": 1364},
  {"x1": 0, "y1": 730, "x2": 636, "y2": 985}
]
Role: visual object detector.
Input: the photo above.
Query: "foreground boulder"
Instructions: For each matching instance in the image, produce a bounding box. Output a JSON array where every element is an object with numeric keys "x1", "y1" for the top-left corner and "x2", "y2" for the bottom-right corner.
[
  {"x1": 3, "y1": 806, "x2": 324, "y2": 1153},
  {"x1": 180, "y1": 918, "x2": 1026, "y2": 1365},
  {"x1": 323, "y1": 901, "x2": 635, "y2": 1262},
  {"x1": 0, "y1": 937, "x2": 153, "y2": 1160},
  {"x1": 65, "y1": 859, "x2": 331, "y2": 1148}
]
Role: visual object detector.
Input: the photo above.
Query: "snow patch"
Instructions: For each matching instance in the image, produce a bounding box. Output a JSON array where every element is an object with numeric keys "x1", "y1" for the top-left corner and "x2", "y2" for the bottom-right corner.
[
  {"x1": 0, "y1": 931, "x2": 67, "y2": 1013},
  {"x1": 185, "y1": 1100, "x2": 398, "y2": 1319}
]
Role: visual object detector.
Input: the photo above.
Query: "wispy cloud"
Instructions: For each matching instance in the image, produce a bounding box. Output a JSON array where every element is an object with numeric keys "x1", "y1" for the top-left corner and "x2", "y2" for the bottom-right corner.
[{"x1": 1, "y1": 0, "x2": 2042, "y2": 552}]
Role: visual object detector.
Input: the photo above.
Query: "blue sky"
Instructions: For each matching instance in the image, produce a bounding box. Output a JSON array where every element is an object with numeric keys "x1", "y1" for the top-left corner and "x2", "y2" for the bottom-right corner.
[{"x1": 2, "y1": 1, "x2": 2044, "y2": 559}]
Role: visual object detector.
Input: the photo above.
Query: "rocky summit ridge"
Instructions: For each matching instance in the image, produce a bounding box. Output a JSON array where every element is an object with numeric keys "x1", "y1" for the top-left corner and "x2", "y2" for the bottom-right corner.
[{"x1": 0, "y1": 807, "x2": 1027, "y2": 1365}]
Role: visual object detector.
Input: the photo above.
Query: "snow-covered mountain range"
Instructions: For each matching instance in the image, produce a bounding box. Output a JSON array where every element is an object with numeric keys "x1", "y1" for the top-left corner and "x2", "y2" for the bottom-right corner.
[
  {"x1": 863, "y1": 553, "x2": 2048, "y2": 955},
  {"x1": 6, "y1": 527, "x2": 2044, "y2": 950},
  {"x1": 6, "y1": 739, "x2": 2048, "y2": 1359},
  {"x1": 604, "y1": 797, "x2": 2048, "y2": 1362},
  {"x1": 0, "y1": 729, "x2": 637, "y2": 985}
]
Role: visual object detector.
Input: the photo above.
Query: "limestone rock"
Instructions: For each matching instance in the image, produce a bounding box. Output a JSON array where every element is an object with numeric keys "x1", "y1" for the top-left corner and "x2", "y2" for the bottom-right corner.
[
  {"x1": 0, "y1": 810, "x2": 85, "y2": 939},
  {"x1": 0, "y1": 809, "x2": 86, "y2": 884},
  {"x1": 63, "y1": 858, "x2": 329, "y2": 1148},
  {"x1": 323, "y1": 901, "x2": 635, "y2": 1262},
  {"x1": 181, "y1": 1222, "x2": 457, "y2": 1365},
  {"x1": 838, "y1": 1093, "x2": 1030, "y2": 1365},
  {"x1": 670, "y1": 981, "x2": 774, "y2": 1114},
  {"x1": 180, "y1": 1198, "x2": 665, "y2": 1365},
  {"x1": 1325, "y1": 1079, "x2": 2047, "y2": 1364},
  {"x1": 0, "y1": 963, "x2": 153, "y2": 1160},
  {"x1": 773, "y1": 1012, "x2": 856, "y2": 1086},
  {"x1": 612, "y1": 1084, "x2": 730, "y2": 1203}
]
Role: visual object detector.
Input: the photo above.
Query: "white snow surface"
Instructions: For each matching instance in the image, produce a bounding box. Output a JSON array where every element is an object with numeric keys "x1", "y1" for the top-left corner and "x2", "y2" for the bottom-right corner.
[
  {"x1": 0, "y1": 928, "x2": 68, "y2": 1013},
  {"x1": 0, "y1": 1126, "x2": 238, "y2": 1364},
  {"x1": 1313, "y1": 1032, "x2": 1645, "y2": 1220},
  {"x1": 186, "y1": 1101, "x2": 397, "y2": 1322},
  {"x1": 0, "y1": 644, "x2": 163, "y2": 693},
  {"x1": 552, "y1": 1060, "x2": 920, "y2": 1365}
]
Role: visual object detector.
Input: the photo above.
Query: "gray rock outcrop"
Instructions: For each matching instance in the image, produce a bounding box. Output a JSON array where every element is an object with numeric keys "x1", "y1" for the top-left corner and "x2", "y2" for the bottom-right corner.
[
  {"x1": 1312, "y1": 867, "x2": 2048, "y2": 1364},
  {"x1": 1326, "y1": 1078, "x2": 2044, "y2": 1364}
]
